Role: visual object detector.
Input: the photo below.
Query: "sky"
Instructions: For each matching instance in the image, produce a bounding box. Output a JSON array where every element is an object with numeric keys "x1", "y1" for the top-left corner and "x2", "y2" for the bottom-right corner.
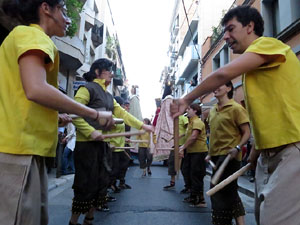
[{"x1": 109, "y1": 0, "x2": 175, "y2": 120}]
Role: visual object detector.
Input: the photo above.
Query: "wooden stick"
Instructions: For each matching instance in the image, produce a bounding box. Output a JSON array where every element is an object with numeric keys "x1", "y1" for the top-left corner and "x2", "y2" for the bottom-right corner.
[
  {"x1": 128, "y1": 140, "x2": 149, "y2": 143},
  {"x1": 206, "y1": 163, "x2": 251, "y2": 196},
  {"x1": 211, "y1": 155, "x2": 231, "y2": 185},
  {"x1": 103, "y1": 131, "x2": 145, "y2": 139},
  {"x1": 173, "y1": 100, "x2": 180, "y2": 173},
  {"x1": 156, "y1": 148, "x2": 174, "y2": 151},
  {"x1": 111, "y1": 146, "x2": 135, "y2": 150},
  {"x1": 69, "y1": 114, "x2": 124, "y2": 124}
]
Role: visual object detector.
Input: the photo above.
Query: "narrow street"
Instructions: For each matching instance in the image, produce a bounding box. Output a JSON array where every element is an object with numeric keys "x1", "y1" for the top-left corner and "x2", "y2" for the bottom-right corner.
[{"x1": 48, "y1": 161, "x2": 256, "y2": 225}]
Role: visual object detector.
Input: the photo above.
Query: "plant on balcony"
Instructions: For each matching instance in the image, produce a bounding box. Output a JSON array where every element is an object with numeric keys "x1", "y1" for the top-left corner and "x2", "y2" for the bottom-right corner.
[
  {"x1": 106, "y1": 35, "x2": 119, "y2": 60},
  {"x1": 210, "y1": 9, "x2": 227, "y2": 47},
  {"x1": 66, "y1": 0, "x2": 84, "y2": 37}
]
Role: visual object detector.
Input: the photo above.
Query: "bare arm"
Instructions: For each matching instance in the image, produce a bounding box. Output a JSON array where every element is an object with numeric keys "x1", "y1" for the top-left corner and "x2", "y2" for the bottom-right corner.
[
  {"x1": 19, "y1": 50, "x2": 98, "y2": 119},
  {"x1": 180, "y1": 129, "x2": 200, "y2": 151},
  {"x1": 228, "y1": 123, "x2": 251, "y2": 159},
  {"x1": 171, "y1": 52, "x2": 267, "y2": 118}
]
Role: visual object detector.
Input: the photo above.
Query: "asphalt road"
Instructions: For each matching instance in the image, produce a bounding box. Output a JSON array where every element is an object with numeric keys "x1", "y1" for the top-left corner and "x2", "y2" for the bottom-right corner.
[{"x1": 48, "y1": 161, "x2": 256, "y2": 225}]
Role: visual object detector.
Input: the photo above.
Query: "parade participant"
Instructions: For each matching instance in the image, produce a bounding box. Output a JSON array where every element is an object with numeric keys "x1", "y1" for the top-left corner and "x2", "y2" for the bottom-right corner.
[
  {"x1": 69, "y1": 58, "x2": 154, "y2": 225},
  {"x1": 108, "y1": 96, "x2": 135, "y2": 191},
  {"x1": 180, "y1": 103, "x2": 208, "y2": 207},
  {"x1": 0, "y1": 1, "x2": 113, "y2": 225},
  {"x1": 163, "y1": 115, "x2": 188, "y2": 191},
  {"x1": 137, "y1": 118, "x2": 153, "y2": 177},
  {"x1": 205, "y1": 81, "x2": 250, "y2": 225},
  {"x1": 171, "y1": 5, "x2": 300, "y2": 225}
]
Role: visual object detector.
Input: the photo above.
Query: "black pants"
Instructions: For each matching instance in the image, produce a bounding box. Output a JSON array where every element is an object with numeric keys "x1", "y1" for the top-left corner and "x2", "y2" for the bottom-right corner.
[
  {"x1": 110, "y1": 151, "x2": 130, "y2": 185},
  {"x1": 138, "y1": 147, "x2": 153, "y2": 169},
  {"x1": 181, "y1": 152, "x2": 207, "y2": 195}
]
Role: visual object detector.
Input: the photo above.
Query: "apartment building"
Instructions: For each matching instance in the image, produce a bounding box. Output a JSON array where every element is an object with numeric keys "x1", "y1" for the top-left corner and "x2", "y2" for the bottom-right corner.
[
  {"x1": 164, "y1": 0, "x2": 300, "y2": 117},
  {"x1": 200, "y1": 0, "x2": 300, "y2": 116},
  {"x1": 0, "y1": 0, "x2": 127, "y2": 99}
]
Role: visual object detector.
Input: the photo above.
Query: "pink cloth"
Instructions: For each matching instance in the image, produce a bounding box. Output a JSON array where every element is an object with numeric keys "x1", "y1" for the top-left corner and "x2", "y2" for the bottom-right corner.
[{"x1": 151, "y1": 96, "x2": 174, "y2": 161}]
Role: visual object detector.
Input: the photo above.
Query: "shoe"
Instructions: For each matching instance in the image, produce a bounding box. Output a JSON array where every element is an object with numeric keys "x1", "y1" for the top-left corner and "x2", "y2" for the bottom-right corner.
[
  {"x1": 183, "y1": 196, "x2": 195, "y2": 203},
  {"x1": 69, "y1": 222, "x2": 81, "y2": 225},
  {"x1": 119, "y1": 183, "x2": 132, "y2": 189},
  {"x1": 249, "y1": 177, "x2": 255, "y2": 183},
  {"x1": 106, "y1": 195, "x2": 116, "y2": 202},
  {"x1": 189, "y1": 201, "x2": 207, "y2": 208},
  {"x1": 97, "y1": 204, "x2": 110, "y2": 212},
  {"x1": 147, "y1": 168, "x2": 152, "y2": 176},
  {"x1": 163, "y1": 181, "x2": 175, "y2": 191},
  {"x1": 141, "y1": 169, "x2": 146, "y2": 177},
  {"x1": 110, "y1": 184, "x2": 121, "y2": 193},
  {"x1": 180, "y1": 188, "x2": 190, "y2": 194}
]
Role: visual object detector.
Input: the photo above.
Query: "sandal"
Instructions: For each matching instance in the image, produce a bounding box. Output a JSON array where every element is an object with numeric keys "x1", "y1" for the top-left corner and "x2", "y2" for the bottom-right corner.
[
  {"x1": 83, "y1": 216, "x2": 94, "y2": 225},
  {"x1": 69, "y1": 222, "x2": 81, "y2": 225}
]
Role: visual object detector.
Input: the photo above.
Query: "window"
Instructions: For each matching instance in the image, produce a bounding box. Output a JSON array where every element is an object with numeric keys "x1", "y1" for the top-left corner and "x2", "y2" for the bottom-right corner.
[{"x1": 262, "y1": 0, "x2": 300, "y2": 37}]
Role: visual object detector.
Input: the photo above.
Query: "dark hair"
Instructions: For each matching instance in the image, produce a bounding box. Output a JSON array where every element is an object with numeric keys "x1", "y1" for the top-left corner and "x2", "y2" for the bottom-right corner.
[
  {"x1": 190, "y1": 103, "x2": 202, "y2": 116},
  {"x1": 225, "y1": 81, "x2": 234, "y2": 99},
  {"x1": 143, "y1": 118, "x2": 151, "y2": 125},
  {"x1": 221, "y1": 6, "x2": 264, "y2": 37},
  {"x1": 83, "y1": 58, "x2": 114, "y2": 82},
  {"x1": 2, "y1": 0, "x2": 63, "y2": 25}
]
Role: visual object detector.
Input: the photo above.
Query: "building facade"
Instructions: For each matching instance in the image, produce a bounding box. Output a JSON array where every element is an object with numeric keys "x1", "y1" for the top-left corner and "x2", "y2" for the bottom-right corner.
[{"x1": 164, "y1": 0, "x2": 300, "y2": 116}]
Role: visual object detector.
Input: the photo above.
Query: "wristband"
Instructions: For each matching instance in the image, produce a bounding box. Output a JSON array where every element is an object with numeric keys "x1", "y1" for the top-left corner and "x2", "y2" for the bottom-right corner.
[{"x1": 235, "y1": 145, "x2": 241, "y2": 152}]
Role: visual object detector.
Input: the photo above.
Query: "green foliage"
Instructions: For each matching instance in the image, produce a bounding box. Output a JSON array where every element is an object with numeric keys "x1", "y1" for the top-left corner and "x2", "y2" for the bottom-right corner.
[
  {"x1": 66, "y1": 0, "x2": 84, "y2": 37},
  {"x1": 106, "y1": 35, "x2": 119, "y2": 60}
]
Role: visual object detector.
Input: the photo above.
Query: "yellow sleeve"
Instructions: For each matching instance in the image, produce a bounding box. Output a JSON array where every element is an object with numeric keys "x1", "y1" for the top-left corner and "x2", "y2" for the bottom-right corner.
[
  {"x1": 234, "y1": 104, "x2": 250, "y2": 127},
  {"x1": 72, "y1": 87, "x2": 95, "y2": 138},
  {"x1": 113, "y1": 100, "x2": 143, "y2": 129},
  {"x1": 245, "y1": 37, "x2": 289, "y2": 69},
  {"x1": 192, "y1": 118, "x2": 204, "y2": 132}
]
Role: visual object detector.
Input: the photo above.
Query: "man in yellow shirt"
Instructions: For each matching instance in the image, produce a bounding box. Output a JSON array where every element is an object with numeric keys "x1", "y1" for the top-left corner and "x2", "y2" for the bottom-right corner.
[
  {"x1": 180, "y1": 103, "x2": 208, "y2": 208},
  {"x1": 171, "y1": 5, "x2": 300, "y2": 225},
  {"x1": 0, "y1": 1, "x2": 112, "y2": 225}
]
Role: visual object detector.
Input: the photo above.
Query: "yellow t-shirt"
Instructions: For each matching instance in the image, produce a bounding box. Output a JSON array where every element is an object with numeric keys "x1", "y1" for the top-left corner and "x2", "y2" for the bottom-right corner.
[
  {"x1": 244, "y1": 37, "x2": 300, "y2": 150},
  {"x1": 208, "y1": 99, "x2": 249, "y2": 160},
  {"x1": 179, "y1": 115, "x2": 188, "y2": 146},
  {"x1": 105, "y1": 120, "x2": 125, "y2": 152},
  {"x1": 186, "y1": 116, "x2": 208, "y2": 153},
  {"x1": 137, "y1": 130, "x2": 150, "y2": 148},
  {"x1": 0, "y1": 24, "x2": 59, "y2": 157},
  {"x1": 72, "y1": 78, "x2": 143, "y2": 142}
]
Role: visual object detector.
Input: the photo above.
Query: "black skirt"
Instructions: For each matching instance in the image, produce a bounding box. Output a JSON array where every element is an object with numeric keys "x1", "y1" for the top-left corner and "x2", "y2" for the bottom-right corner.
[
  {"x1": 210, "y1": 155, "x2": 245, "y2": 225},
  {"x1": 71, "y1": 141, "x2": 109, "y2": 214}
]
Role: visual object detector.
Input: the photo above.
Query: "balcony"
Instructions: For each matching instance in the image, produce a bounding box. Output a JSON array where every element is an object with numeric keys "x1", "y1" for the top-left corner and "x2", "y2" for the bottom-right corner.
[
  {"x1": 178, "y1": 19, "x2": 198, "y2": 56},
  {"x1": 91, "y1": 22, "x2": 104, "y2": 48},
  {"x1": 53, "y1": 36, "x2": 85, "y2": 72},
  {"x1": 178, "y1": 45, "x2": 199, "y2": 80}
]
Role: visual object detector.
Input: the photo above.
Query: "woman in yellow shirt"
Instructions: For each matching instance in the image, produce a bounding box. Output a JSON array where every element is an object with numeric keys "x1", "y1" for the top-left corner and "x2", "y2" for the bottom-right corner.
[
  {"x1": 0, "y1": 1, "x2": 112, "y2": 225},
  {"x1": 69, "y1": 59, "x2": 154, "y2": 225},
  {"x1": 206, "y1": 81, "x2": 250, "y2": 225}
]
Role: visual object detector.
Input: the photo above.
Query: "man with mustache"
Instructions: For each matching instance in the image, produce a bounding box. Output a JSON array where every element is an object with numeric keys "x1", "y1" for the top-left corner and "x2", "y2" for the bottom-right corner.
[{"x1": 171, "y1": 5, "x2": 300, "y2": 225}]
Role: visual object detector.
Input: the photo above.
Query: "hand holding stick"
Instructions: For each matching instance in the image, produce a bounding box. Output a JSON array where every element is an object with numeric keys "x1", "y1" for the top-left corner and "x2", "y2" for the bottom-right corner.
[
  {"x1": 211, "y1": 154, "x2": 231, "y2": 185},
  {"x1": 206, "y1": 163, "x2": 251, "y2": 196},
  {"x1": 209, "y1": 160, "x2": 217, "y2": 170}
]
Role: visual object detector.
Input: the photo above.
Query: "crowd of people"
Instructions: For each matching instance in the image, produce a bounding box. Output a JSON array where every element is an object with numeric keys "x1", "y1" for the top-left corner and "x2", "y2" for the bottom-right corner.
[{"x1": 0, "y1": 1, "x2": 300, "y2": 225}]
